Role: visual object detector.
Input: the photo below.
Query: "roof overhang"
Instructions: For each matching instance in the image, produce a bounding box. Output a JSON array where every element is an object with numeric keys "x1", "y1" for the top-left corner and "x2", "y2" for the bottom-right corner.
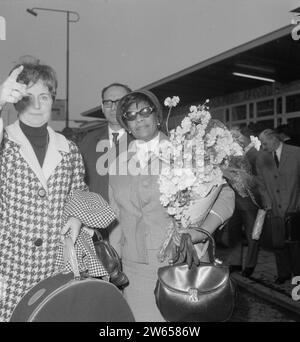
[{"x1": 142, "y1": 25, "x2": 300, "y2": 110}]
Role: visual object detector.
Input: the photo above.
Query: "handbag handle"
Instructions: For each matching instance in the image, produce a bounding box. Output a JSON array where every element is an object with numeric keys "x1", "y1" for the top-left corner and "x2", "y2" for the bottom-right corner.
[
  {"x1": 188, "y1": 226, "x2": 219, "y2": 265},
  {"x1": 63, "y1": 236, "x2": 81, "y2": 280},
  {"x1": 93, "y1": 228, "x2": 104, "y2": 242}
]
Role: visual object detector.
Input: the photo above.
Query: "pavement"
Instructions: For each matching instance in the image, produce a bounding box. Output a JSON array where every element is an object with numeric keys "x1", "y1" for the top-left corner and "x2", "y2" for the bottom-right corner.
[{"x1": 216, "y1": 245, "x2": 300, "y2": 316}]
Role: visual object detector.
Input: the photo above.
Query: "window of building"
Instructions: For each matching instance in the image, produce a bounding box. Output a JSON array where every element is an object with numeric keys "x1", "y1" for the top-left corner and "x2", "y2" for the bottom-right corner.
[
  {"x1": 249, "y1": 103, "x2": 254, "y2": 119},
  {"x1": 257, "y1": 99, "x2": 274, "y2": 117},
  {"x1": 286, "y1": 93, "x2": 300, "y2": 113},
  {"x1": 225, "y1": 108, "x2": 230, "y2": 122},
  {"x1": 276, "y1": 97, "x2": 282, "y2": 114},
  {"x1": 232, "y1": 104, "x2": 247, "y2": 121}
]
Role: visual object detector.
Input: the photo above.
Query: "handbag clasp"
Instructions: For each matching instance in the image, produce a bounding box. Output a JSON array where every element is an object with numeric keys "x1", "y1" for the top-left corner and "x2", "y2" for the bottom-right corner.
[{"x1": 188, "y1": 288, "x2": 199, "y2": 302}]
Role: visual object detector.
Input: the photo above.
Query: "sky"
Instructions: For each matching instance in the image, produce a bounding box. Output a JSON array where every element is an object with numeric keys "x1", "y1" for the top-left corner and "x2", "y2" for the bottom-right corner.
[{"x1": 0, "y1": 0, "x2": 299, "y2": 129}]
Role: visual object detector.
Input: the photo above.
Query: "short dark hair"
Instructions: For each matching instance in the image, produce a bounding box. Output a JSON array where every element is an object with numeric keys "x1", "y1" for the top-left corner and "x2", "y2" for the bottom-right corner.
[
  {"x1": 101, "y1": 82, "x2": 132, "y2": 100},
  {"x1": 10, "y1": 62, "x2": 58, "y2": 113}
]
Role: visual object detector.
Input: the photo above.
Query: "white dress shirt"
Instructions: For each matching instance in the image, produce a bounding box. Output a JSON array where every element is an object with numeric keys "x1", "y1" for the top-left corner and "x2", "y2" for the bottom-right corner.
[{"x1": 275, "y1": 142, "x2": 283, "y2": 161}]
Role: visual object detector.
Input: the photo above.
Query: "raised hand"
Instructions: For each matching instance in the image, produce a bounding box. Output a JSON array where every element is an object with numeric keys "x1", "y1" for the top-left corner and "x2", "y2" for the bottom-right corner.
[{"x1": 0, "y1": 66, "x2": 27, "y2": 109}]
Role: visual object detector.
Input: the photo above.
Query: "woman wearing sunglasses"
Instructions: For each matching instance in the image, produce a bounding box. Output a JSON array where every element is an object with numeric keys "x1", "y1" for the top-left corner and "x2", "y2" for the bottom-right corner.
[{"x1": 108, "y1": 90, "x2": 235, "y2": 321}]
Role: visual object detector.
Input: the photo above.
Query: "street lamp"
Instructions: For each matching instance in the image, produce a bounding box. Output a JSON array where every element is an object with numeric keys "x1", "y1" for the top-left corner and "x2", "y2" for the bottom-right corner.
[{"x1": 26, "y1": 7, "x2": 80, "y2": 129}]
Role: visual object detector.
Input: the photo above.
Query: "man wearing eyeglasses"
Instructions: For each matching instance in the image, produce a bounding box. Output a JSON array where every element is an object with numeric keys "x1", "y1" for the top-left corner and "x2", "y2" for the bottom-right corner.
[{"x1": 80, "y1": 83, "x2": 132, "y2": 203}]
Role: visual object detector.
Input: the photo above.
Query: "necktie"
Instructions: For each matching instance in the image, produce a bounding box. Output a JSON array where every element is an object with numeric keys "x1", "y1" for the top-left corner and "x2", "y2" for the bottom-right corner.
[
  {"x1": 112, "y1": 133, "x2": 120, "y2": 173},
  {"x1": 112, "y1": 132, "x2": 119, "y2": 147},
  {"x1": 273, "y1": 151, "x2": 279, "y2": 168}
]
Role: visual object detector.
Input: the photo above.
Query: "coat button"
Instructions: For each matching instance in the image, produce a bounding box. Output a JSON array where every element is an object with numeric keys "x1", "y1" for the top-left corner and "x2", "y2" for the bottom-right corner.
[
  {"x1": 34, "y1": 238, "x2": 43, "y2": 247},
  {"x1": 276, "y1": 189, "x2": 280, "y2": 194},
  {"x1": 278, "y1": 204, "x2": 282, "y2": 209},
  {"x1": 38, "y1": 188, "x2": 46, "y2": 197}
]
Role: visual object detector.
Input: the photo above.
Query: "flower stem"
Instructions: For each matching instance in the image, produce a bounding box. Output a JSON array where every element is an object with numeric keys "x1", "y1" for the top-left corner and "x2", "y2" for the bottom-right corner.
[{"x1": 166, "y1": 107, "x2": 172, "y2": 136}]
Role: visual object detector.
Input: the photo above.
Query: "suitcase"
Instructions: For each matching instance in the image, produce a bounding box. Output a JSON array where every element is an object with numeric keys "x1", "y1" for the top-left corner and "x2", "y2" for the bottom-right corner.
[
  {"x1": 10, "y1": 272, "x2": 135, "y2": 322},
  {"x1": 10, "y1": 237, "x2": 135, "y2": 322}
]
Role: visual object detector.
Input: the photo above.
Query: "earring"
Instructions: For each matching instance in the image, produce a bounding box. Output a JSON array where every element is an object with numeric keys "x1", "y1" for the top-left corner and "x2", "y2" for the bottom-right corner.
[{"x1": 157, "y1": 122, "x2": 161, "y2": 127}]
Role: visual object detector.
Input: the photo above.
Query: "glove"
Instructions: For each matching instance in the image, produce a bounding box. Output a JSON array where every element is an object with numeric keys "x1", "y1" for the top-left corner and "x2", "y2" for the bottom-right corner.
[{"x1": 177, "y1": 233, "x2": 200, "y2": 269}]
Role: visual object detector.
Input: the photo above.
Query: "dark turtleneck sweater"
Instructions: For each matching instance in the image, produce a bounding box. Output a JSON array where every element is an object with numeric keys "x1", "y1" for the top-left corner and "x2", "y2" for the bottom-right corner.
[{"x1": 19, "y1": 120, "x2": 49, "y2": 167}]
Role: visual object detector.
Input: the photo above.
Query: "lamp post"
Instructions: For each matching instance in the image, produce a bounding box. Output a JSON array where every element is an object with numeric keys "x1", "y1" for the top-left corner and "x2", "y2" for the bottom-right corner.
[{"x1": 27, "y1": 8, "x2": 80, "y2": 129}]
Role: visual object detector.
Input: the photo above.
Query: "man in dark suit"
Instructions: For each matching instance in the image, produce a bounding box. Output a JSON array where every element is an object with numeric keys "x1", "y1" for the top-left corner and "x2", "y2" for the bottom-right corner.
[
  {"x1": 256, "y1": 129, "x2": 300, "y2": 284},
  {"x1": 80, "y1": 83, "x2": 132, "y2": 202}
]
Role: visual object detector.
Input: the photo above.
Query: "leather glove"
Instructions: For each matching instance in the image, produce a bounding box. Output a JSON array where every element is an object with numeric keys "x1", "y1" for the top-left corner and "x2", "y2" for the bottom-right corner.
[{"x1": 177, "y1": 233, "x2": 200, "y2": 269}]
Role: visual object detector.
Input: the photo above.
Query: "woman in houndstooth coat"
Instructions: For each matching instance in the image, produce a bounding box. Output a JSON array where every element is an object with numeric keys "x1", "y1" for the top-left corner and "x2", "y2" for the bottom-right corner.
[{"x1": 0, "y1": 61, "x2": 116, "y2": 321}]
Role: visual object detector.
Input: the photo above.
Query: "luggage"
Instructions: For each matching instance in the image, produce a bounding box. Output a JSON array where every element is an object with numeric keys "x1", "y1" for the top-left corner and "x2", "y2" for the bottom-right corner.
[
  {"x1": 93, "y1": 230, "x2": 129, "y2": 289},
  {"x1": 10, "y1": 273, "x2": 134, "y2": 322},
  {"x1": 10, "y1": 237, "x2": 135, "y2": 322}
]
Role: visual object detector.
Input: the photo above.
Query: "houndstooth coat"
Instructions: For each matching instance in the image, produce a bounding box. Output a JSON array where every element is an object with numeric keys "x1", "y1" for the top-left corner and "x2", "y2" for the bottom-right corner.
[{"x1": 0, "y1": 120, "x2": 116, "y2": 322}]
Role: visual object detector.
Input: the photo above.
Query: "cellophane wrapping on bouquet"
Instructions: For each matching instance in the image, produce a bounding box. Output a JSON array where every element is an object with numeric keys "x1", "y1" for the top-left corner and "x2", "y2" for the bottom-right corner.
[
  {"x1": 252, "y1": 209, "x2": 267, "y2": 240},
  {"x1": 157, "y1": 98, "x2": 261, "y2": 262}
]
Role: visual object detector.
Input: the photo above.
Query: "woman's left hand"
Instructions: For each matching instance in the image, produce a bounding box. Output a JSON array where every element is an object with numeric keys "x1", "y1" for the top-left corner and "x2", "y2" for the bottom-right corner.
[
  {"x1": 61, "y1": 217, "x2": 82, "y2": 244},
  {"x1": 177, "y1": 233, "x2": 200, "y2": 269}
]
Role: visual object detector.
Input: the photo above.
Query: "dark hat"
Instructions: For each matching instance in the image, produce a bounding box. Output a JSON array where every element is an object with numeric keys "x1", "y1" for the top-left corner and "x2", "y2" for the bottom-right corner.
[{"x1": 116, "y1": 89, "x2": 163, "y2": 130}]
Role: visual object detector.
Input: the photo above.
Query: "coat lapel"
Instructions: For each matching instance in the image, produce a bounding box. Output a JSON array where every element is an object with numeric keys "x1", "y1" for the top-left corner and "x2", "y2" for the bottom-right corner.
[
  {"x1": 278, "y1": 144, "x2": 288, "y2": 171},
  {"x1": 6, "y1": 121, "x2": 48, "y2": 190},
  {"x1": 5, "y1": 121, "x2": 69, "y2": 191},
  {"x1": 42, "y1": 127, "x2": 69, "y2": 182}
]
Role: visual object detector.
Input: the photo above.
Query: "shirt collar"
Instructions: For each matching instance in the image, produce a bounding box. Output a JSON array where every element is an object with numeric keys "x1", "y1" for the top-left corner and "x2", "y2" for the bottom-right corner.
[
  {"x1": 135, "y1": 133, "x2": 160, "y2": 153},
  {"x1": 108, "y1": 126, "x2": 125, "y2": 139},
  {"x1": 6, "y1": 120, "x2": 69, "y2": 152},
  {"x1": 275, "y1": 142, "x2": 283, "y2": 160}
]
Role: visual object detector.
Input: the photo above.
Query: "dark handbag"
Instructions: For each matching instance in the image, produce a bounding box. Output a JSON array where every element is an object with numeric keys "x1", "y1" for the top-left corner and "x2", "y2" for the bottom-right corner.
[
  {"x1": 154, "y1": 228, "x2": 236, "y2": 322},
  {"x1": 260, "y1": 211, "x2": 285, "y2": 249},
  {"x1": 285, "y1": 211, "x2": 300, "y2": 242},
  {"x1": 93, "y1": 230, "x2": 129, "y2": 289}
]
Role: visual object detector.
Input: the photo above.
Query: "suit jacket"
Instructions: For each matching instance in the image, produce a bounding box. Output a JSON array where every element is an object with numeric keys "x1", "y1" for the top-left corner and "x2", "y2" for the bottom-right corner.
[
  {"x1": 256, "y1": 144, "x2": 300, "y2": 217},
  {"x1": 79, "y1": 124, "x2": 132, "y2": 202},
  {"x1": 109, "y1": 131, "x2": 235, "y2": 264}
]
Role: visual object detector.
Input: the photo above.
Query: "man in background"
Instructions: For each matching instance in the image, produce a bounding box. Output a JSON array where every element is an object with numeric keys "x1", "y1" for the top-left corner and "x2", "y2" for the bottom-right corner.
[
  {"x1": 80, "y1": 82, "x2": 132, "y2": 202},
  {"x1": 256, "y1": 129, "x2": 300, "y2": 284}
]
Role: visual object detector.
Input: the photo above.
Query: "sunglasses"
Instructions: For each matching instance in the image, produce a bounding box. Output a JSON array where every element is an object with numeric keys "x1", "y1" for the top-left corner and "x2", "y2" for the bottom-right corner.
[{"x1": 123, "y1": 106, "x2": 155, "y2": 121}]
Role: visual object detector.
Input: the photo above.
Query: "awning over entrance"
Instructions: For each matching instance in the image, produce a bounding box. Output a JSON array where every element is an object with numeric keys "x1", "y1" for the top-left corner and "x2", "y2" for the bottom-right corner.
[
  {"x1": 142, "y1": 25, "x2": 300, "y2": 112},
  {"x1": 81, "y1": 25, "x2": 300, "y2": 120}
]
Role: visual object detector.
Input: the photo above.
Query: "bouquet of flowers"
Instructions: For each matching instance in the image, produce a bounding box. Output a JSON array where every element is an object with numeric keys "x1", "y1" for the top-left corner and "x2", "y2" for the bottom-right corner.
[{"x1": 157, "y1": 97, "x2": 261, "y2": 261}]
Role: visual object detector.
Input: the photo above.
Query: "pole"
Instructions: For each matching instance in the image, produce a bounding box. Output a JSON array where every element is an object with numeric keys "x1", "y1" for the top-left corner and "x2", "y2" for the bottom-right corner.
[
  {"x1": 66, "y1": 11, "x2": 70, "y2": 128},
  {"x1": 27, "y1": 8, "x2": 79, "y2": 129}
]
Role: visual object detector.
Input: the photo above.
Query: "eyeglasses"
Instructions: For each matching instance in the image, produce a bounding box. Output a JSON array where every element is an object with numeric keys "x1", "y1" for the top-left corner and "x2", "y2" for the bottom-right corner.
[
  {"x1": 123, "y1": 106, "x2": 154, "y2": 121},
  {"x1": 102, "y1": 99, "x2": 121, "y2": 109}
]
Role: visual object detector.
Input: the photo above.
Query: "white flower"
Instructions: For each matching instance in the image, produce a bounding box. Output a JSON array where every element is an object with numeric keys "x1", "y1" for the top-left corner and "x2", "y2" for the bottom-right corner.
[
  {"x1": 190, "y1": 105, "x2": 198, "y2": 113},
  {"x1": 250, "y1": 135, "x2": 261, "y2": 151},
  {"x1": 181, "y1": 117, "x2": 192, "y2": 134},
  {"x1": 164, "y1": 97, "x2": 172, "y2": 107},
  {"x1": 164, "y1": 96, "x2": 180, "y2": 107}
]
